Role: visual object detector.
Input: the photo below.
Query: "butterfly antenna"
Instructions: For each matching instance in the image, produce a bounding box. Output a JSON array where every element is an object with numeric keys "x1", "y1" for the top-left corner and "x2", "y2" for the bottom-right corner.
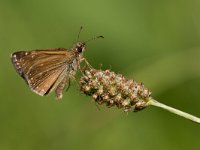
[
  {"x1": 77, "y1": 26, "x2": 83, "y2": 41},
  {"x1": 85, "y1": 35, "x2": 104, "y2": 43}
]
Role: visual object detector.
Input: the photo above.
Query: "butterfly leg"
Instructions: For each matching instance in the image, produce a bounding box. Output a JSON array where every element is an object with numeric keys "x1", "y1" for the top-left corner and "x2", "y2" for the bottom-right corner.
[
  {"x1": 65, "y1": 79, "x2": 70, "y2": 92},
  {"x1": 79, "y1": 58, "x2": 93, "y2": 76},
  {"x1": 55, "y1": 77, "x2": 69, "y2": 100},
  {"x1": 69, "y1": 74, "x2": 80, "y2": 89},
  {"x1": 80, "y1": 58, "x2": 92, "y2": 68}
]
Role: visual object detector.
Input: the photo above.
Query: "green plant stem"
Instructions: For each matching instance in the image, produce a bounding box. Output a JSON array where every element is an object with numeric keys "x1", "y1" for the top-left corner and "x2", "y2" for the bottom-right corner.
[{"x1": 147, "y1": 97, "x2": 200, "y2": 124}]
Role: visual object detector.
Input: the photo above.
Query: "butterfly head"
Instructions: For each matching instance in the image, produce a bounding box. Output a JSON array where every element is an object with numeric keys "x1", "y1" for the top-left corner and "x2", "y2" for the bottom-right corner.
[{"x1": 74, "y1": 42, "x2": 86, "y2": 53}]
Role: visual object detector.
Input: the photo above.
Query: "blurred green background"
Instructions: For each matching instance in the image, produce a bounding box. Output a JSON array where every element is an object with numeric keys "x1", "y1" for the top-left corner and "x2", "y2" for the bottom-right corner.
[{"x1": 1, "y1": 0, "x2": 200, "y2": 150}]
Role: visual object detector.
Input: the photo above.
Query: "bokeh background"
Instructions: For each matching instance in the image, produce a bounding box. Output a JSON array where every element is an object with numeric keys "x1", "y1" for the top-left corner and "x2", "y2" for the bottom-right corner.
[{"x1": 1, "y1": 0, "x2": 200, "y2": 150}]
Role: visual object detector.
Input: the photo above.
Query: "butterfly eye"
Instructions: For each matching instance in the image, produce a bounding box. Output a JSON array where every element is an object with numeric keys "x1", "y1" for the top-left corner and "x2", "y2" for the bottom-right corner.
[{"x1": 77, "y1": 47, "x2": 82, "y2": 53}]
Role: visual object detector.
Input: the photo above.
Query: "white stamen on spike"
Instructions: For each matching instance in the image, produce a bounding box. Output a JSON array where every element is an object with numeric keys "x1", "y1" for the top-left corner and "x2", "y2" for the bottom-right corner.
[{"x1": 12, "y1": 54, "x2": 17, "y2": 62}]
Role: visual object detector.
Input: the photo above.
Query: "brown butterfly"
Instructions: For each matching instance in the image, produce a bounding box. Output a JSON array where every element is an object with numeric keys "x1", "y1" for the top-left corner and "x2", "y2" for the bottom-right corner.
[{"x1": 10, "y1": 27, "x2": 104, "y2": 99}]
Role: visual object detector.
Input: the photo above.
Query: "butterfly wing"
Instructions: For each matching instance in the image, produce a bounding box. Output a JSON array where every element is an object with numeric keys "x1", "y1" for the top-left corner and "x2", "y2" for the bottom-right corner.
[{"x1": 11, "y1": 48, "x2": 76, "y2": 96}]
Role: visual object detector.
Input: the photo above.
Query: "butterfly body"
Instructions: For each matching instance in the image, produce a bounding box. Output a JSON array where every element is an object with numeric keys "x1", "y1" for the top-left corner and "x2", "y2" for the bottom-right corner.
[{"x1": 11, "y1": 42, "x2": 86, "y2": 99}]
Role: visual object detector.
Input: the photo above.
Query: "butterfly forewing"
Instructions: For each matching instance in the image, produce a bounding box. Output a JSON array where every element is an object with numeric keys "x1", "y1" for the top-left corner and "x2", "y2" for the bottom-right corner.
[{"x1": 11, "y1": 48, "x2": 76, "y2": 96}]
